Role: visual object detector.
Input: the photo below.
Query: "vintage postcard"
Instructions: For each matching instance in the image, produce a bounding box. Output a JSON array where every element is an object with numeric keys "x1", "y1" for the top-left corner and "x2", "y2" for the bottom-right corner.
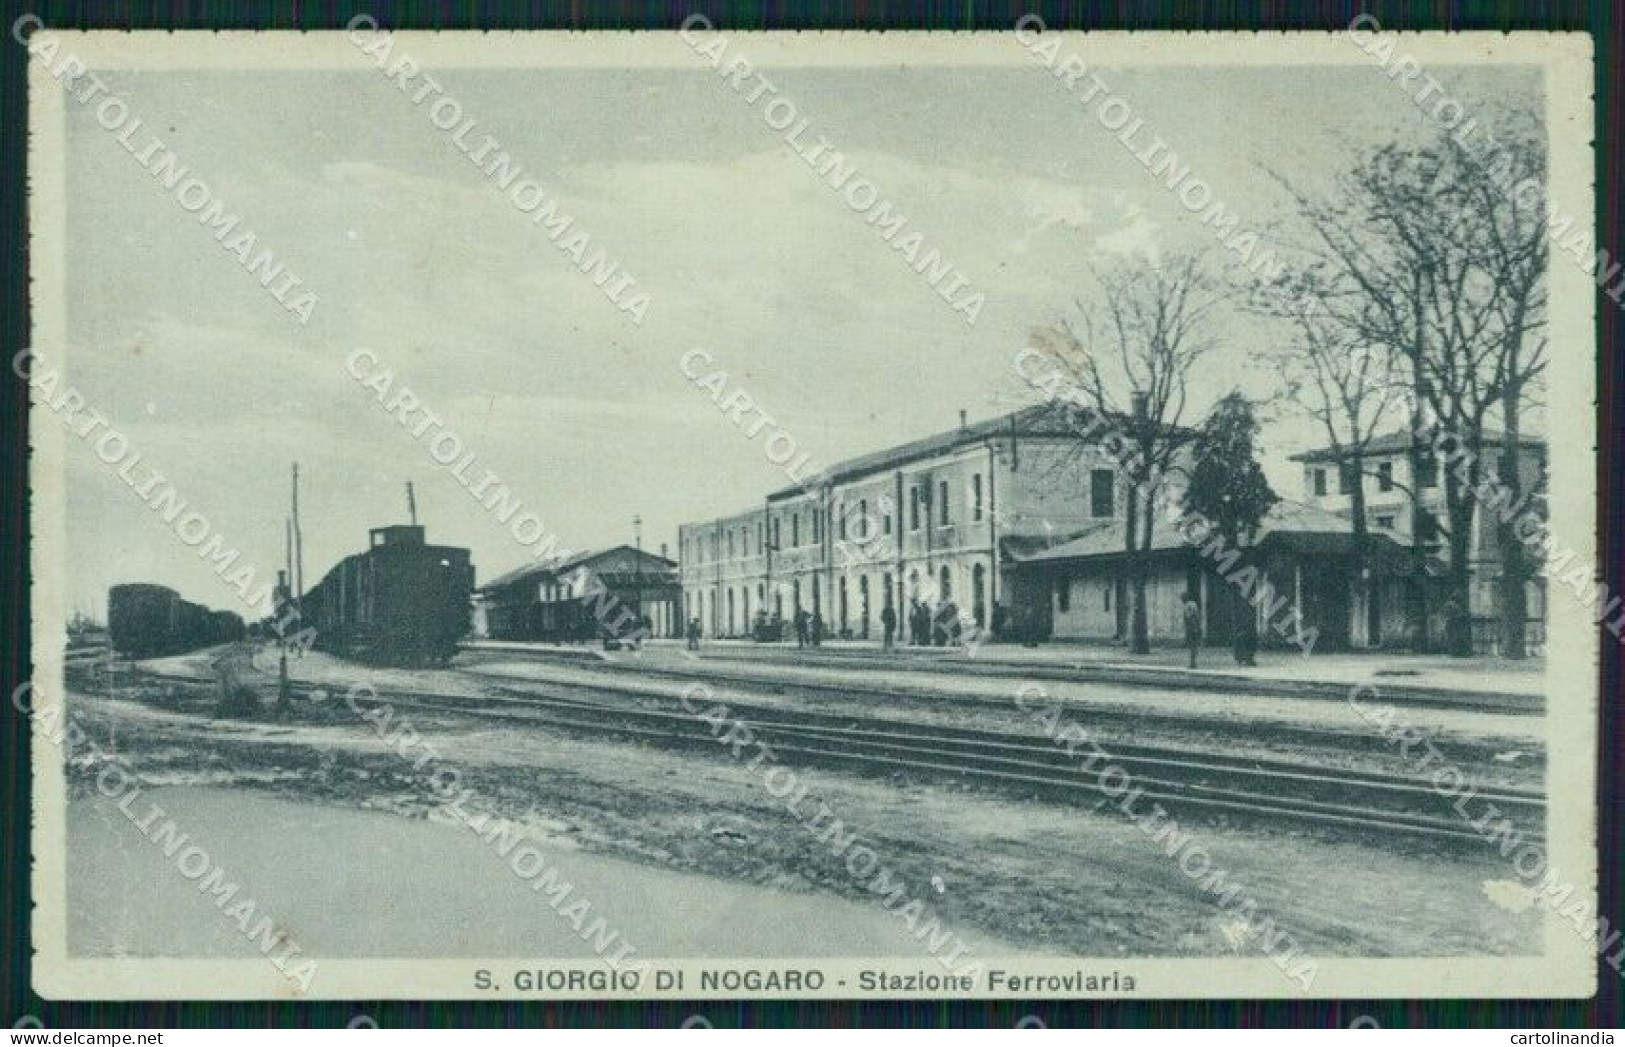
[{"x1": 25, "y1": 26, "x2": 1600, "y2": 1000}]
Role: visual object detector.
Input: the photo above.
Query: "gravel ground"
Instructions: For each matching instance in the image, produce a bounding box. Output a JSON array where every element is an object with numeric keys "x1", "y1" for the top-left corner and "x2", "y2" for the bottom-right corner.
[{"x1": 60, "y1": 645, "x2": 1543, "y2": 961}]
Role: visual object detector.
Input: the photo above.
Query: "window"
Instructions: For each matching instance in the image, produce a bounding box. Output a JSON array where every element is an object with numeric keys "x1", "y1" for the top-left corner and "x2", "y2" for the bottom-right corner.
[
  {"x1": 727, "y1": 530, "x2": 734, "y2": 558},
  {"x1": 1377, "y1": 461, "x2": 1394, "y2": 492},
  {"x1": 838, "y1": 505, "x2": 847, "y2": 541},
  {"x1": 1418, "y1": 454, "x2": 1439, "y2": 489},
  {"x1": 939, "y1": 481, "x2": 950, "y2": 525},
  {"x1": 772, "y1": 518, "x2": 780, "y2": 549},
  {"x1": 884, "y1": 500, "x2": 893, "y2": 535},
  {"x1": 812, "y1": 509, "x2": 822, "y2": 544},
  {"x1": 1090, "y1": 469, "x2": 1115, "y2": 518},
  {"x1": 1103, "y1": 582, "x2": 1112, "y2": 612},
  {"x1": 1416, "y1": 508, "x2": 1439, "y2": 545},
  {"x1": 792, "y1": 514, "x2": 800, "y2": 547},
  {"x1": 857, "y1": 498, "x2": 868, "y2": 540},
  {"x1": 1057, "y1": 578, "x2": 1071, "y2": 613},
  {"x1": 971, "y1": 473, "x2": 984, "y2": 521},
  {"x1": 1373, "y1": 513, "x2": 1396, "y2": 531},
  {"x1": 910, "y1": 486, "x2": 921, "y2": 531},
  {"x1": 1312, "y1": 468, "x2": 1327, "y2": 497}
]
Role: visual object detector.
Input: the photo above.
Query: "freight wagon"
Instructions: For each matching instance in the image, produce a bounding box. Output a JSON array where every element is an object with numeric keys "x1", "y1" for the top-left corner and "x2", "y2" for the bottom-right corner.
[
  {"x1": 107, "y1": 583, "x2": 246, "y2": 658},
  {"x1": 298, "y1": 524, "x2": 473, "y2": 666}
]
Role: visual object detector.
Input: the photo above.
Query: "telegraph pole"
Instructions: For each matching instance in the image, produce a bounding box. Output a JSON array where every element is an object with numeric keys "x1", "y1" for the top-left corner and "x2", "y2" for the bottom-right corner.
[
  {"x1": 633, "y1": 514, "x2": 644, "y2": 628},
  {"x1": 278, "y1": 516, "x2": 292, "y2": 713},
  {"x1": 291, "y1": 463, "x2": 304, "y2": 608}
]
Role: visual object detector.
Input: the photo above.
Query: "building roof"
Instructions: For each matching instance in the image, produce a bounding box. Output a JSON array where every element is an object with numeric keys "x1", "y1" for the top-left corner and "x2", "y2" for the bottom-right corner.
[
  {"x1": 766, "y1": 400, "x2": 1191, "y2": 502},
  {"x1": 1289, "y1": 428, "x2": 1547, "y2": 464},
  {"x1": 1014, "y1": 499, "x2": 1408, "y2": 566},
  {"x1": 478, "y1": 544, "x2": 676, "y2": 594},
  {"x1": 998, "y1": 530, "x2": 1099, "y2": 561}
]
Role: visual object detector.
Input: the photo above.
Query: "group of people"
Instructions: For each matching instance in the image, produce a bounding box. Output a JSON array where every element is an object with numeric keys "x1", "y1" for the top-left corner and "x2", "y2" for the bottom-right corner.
[
  {"x1": 879, "y1": 598, "x2": 965, "y2": 649},
  {"x1": 791, "y1": 609, "x2": 825, "y2": 648},
  {"x1": 684, "y1": 598, "x2": 977, "y2": 652},
  {"x1": 684, "y1": 608, "x2": 824, "y2": 648}
]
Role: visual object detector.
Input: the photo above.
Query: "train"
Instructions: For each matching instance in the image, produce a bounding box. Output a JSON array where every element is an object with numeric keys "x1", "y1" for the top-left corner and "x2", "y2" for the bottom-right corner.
[
  {"x1": 107, "y1": 583, "x2": 247, "y2": 658},
  {"x1": 296, "y1": 523, "x2": 474, "y2": 666}
]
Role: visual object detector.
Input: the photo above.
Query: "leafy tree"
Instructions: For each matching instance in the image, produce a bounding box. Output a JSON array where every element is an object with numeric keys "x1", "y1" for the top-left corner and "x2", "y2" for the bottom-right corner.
[{"x1": 1181, "y1": 392, "x2": 1278, "y2": 664}]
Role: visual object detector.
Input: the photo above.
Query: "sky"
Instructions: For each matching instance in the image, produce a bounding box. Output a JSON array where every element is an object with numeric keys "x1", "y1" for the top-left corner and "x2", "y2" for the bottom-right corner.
[{"x1": 53, "y1": 51, "x2": 1541, "y2": 617}]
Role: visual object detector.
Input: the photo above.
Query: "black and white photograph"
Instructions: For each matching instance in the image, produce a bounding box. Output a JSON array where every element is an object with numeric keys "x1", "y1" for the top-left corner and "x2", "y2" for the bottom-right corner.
[{"x1": 21, "y1": 25, "x2": 1600, "y2": 1002}]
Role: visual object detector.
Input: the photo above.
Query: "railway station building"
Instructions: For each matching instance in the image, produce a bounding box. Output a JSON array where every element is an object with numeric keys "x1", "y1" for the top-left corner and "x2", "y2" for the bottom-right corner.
[
  {"x1": 473, "y1": 545, "x2": 682, "y2": 643},
  {"x1": 679, "y1": 408, "x2": 1548, "y2": 655},
  {"x1": 678, "y1": 401, "x2": 1131, "y2": 640}
]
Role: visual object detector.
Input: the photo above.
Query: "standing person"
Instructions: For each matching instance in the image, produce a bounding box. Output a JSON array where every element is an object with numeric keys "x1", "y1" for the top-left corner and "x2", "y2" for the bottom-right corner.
[
  {"x1": 880, "y1": 603, "x2": 897, "y2": 650},
  {"x1": 1234, "y1": 601, "x2": 1259, "y2": 667},
  {"x1": 811, "y1": 611, "x2": 824, "y2": 647},
  {"x1": 686, "y1": 616, "x2": 701, "y2": 652},
  {"x1": 1182, "y1": 590, "x2": 1203, "y2": 669},
  {"x1": 794, "y1": 608, "x2": 809, "y2": 648}
]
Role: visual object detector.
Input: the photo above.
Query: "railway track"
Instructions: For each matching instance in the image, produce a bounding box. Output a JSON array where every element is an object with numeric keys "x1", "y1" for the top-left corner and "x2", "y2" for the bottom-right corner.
[
  {"x1": 124, "y1": 663, "x2": 1545, "y2": 846},
  {"x1": 458, "y1": 649, "x2": 1541, "y2": 769},
  {"x1": 464, "y1": 639, "x2": 1541, "y2": 714}
]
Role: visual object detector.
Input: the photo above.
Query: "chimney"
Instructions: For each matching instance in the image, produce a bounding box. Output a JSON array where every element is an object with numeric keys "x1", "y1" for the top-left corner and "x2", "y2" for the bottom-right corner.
[
  {"x1": 959, "y1": 409, "x2": 968, "y2": 431},
  {"x1": 1130, "y1": 391, "x2": 1149, "y2": 421},
  {"x1": 660, "y1": 542, "x2": 668, "y2": 561}
]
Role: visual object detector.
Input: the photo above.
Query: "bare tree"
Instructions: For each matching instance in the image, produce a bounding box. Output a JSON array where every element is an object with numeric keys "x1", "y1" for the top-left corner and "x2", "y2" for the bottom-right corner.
[
  {"x1": 1271, "y1": 104, "x2": 1548, "y2": 657},
  {"x1": 1254, "y1": 264, "x2": 1406, "y2": 647},
  {"x1": 1031, "y1": 250, "x2": 1222, "y2": 654},
  {"x1": 1450, "y1": 109, "x2": 1548, "y2": 659}
]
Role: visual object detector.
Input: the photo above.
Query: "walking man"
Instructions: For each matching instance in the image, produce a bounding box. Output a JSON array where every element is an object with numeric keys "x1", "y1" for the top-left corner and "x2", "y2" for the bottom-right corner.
[
  {"x1": 686, "y1": 616, "x2": 701, "y2": 652},
  {"x1": 880, "y1": 603, "x2": 897, "y2": 650}
]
